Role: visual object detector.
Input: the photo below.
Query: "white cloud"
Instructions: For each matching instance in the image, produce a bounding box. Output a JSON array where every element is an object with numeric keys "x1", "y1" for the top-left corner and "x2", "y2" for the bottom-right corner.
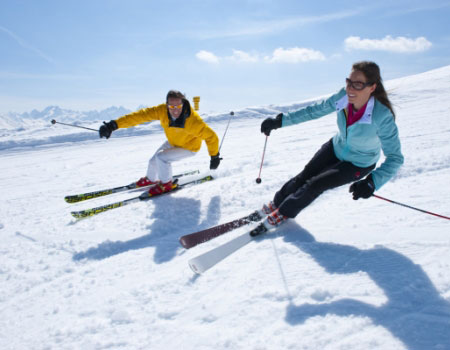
[
  {"x1": 344, "y1": 35, "x2": 432, "y2": 53},
  {"x1": 195, "y1": 50, "x2": 220, "y2": 64},
  {"x1": 265, "y1": 47, "x2": 326, "y2": 63},
  {"x1": 226, "y1": 50, "x2": 259, "y2": 63},
  {"x1": 196, "y1": 47, "x2": 327, "y2": 64}
]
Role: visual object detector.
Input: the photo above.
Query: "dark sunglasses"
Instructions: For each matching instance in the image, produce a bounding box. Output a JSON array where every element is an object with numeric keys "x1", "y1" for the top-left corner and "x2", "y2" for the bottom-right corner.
[{"x1": 346, "y1": 78, "x2": 374, "y2": 91}]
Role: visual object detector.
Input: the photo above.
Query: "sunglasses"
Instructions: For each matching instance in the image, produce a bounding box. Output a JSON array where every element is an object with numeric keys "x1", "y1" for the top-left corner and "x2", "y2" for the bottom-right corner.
[
  {"x1": 346, "y1": 78, "x2": 373, "y2": 91},
  {"x1": 168, "y1": 103, "x2": 183, "y2": 110}
]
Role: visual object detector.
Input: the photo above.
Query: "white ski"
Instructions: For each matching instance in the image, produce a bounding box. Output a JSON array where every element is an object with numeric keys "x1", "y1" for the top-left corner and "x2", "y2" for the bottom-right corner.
[{"x1": 188, "y1": 231, "x2": 254, "y2": 274}]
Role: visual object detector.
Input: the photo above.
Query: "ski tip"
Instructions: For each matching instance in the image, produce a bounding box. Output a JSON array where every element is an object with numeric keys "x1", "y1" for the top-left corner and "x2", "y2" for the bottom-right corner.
[
  {"x1": 179, "y1": 236, "x2": 202, "y2": 249},
  {"x1": 65, "y1": 196, "x2": 81, "y2": 203},
  {"x1": 179, "y1": 237, "x2": 190, "y2": 249},
  {"x1": 188, "y1": 260, "x2": 203, "y2": 274},
  {"x1": 71, "y1": 210, "x2": 97, "y2": 219},
  {"x1": 179, "y1": 239, "x2": 198, "y2": 249}
]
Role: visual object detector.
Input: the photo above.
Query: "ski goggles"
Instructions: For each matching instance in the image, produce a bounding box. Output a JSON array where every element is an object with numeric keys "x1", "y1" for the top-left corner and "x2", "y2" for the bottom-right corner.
[
  {"x1": 346, "y1": 78, "x2": 374, "y2": 91},
  {"x1": 167, "y1": 103, "x2": 183, "y2": 110}
]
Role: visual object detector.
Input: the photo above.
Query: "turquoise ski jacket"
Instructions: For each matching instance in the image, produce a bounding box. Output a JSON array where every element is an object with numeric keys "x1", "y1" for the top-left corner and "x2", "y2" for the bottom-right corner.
[{"x1": 282, "y1": 88, "x2": 404, "y2": 189}]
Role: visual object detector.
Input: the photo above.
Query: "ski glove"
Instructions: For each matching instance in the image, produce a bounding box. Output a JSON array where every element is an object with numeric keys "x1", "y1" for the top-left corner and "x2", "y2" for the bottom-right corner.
[
  {"x1": 210, "y1": 153, "x2": 222, "y2": 170},
  {"x1": 99, "y1": 120, "x2": 118, "y2": 139},
  {"x1": 261, "y1": 113, "x2": 283, "y2": 136},
  {"x1": 349, "y1": 174, "x2": 375, "y2": 200}
]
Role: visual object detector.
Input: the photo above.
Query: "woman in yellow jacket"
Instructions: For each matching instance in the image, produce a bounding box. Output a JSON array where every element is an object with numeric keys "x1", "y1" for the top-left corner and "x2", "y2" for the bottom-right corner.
[{"x1": 99, "y1": 90, "x2": 221, "y2": 195}]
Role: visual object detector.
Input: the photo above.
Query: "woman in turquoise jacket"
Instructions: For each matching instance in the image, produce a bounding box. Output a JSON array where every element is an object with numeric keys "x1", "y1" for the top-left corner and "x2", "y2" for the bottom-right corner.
[{"x1": 258, "y1": 61, "x2": 404, "y2": 230}]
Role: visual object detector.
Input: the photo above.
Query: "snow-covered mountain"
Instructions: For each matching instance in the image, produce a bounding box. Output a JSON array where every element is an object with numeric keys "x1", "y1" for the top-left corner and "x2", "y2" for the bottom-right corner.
[
  {"x1": 0, "y1": 105, "x2": 133, "y2": 128},
  {"x1": 1, "y1": 65, "x2": 449, "y2": 350},
  {"x1": 0, "y1": 105, "x2": 134, "y2": 150}
]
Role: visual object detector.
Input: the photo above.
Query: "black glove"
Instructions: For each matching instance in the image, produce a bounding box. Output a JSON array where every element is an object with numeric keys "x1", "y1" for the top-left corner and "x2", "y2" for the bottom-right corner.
[
  {"x1": 261, "y1": 113, "x2": 283, "y2": 136},
  {"x1": 99, "y1": 120, "x2": 118, "y2": 139},
  {"x1": 349, "y1": 174, "x2": 375, "y2": 200},
  {"x1": 210, "y1": 153, "x2": 222, "y2": 170}
]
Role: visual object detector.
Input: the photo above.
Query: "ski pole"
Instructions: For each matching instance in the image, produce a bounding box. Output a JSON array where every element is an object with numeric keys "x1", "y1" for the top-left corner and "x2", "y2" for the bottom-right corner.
[
  {"x1": 218, "y1": 111, "x2": 234, "y2": 153},
  {"x1": 50, "y1": 119, "x2": 98, "y2": 132},
  {"x1": 256, "y1": 135, "x2": 268, "y2": 184},
  {"x1": 373, "y1": 194, "x2": 450, "y2": 221}
]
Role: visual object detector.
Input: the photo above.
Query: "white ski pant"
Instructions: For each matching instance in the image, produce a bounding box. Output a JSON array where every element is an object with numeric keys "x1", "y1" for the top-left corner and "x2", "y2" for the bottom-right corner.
[{"x1": 146, "y1": 141, "x2": 196, "y2": 183}]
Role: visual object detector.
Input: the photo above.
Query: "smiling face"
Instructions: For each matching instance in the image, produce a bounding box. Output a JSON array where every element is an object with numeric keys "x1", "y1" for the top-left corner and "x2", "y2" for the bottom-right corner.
[
  {"x1": 167, "y1": 97, "x2": 183, "y2": 119},
  {"x1": 346, "y1": 70, "x2": 377, "y2": 111}
]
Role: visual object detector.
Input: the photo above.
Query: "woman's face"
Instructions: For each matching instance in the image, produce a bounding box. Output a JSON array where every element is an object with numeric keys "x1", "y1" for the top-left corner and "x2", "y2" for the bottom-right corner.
[{"x1": 346, "y1": 70, "x2": 376, "y2": 110}]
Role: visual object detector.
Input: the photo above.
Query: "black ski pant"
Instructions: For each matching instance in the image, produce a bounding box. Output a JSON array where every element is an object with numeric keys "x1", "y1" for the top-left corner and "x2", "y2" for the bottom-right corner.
[{"x1": 274, "y1": 139, "x2": 375, "y2": 218}]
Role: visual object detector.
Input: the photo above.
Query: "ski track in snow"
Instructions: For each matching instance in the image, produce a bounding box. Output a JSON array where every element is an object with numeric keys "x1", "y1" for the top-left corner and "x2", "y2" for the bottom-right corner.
[{"x1": 1, "y1": 66, "x2": 450, "y2": 349}]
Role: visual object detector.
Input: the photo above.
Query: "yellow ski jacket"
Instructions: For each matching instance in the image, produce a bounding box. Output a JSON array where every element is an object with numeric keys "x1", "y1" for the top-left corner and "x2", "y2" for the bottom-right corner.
[{"x1": 115, "y1": 103, "x2": 219, "y2": 156}]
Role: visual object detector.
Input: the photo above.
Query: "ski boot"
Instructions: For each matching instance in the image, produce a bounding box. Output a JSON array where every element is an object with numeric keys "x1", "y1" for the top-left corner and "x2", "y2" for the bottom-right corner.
[
  {"x1": 250, "y1": 208, "x2": 287, "y2": 237},
  {"x1": 148, "y1": 180, "x2": 175, "y2": 195},
  {"x1": 136, "y1": 177, "x2": 158, "y2": 188}
]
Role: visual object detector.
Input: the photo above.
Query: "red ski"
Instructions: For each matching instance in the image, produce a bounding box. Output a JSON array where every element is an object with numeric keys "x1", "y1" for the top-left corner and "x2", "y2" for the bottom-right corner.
[{"x1": 179, "y1": 210, "x2": 263, "y2": 249}]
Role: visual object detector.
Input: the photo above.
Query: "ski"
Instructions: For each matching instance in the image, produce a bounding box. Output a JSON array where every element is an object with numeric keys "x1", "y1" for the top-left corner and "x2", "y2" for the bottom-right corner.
[
  {"x1": 179, "y1": 210, "x2": 263, "y2": 249},
  {"x1": 65, "y1": 170, "x2": 200, "y2": 203},
  {"x1": 71, "y1": 175, "x2": 213, "y2": 219},
  {"x1": 188, "y1": 222, "x2": 270, "y2": 274}
]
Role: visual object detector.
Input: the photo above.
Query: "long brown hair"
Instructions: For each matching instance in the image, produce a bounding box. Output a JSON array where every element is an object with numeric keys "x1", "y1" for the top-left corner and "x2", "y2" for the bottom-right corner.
[{"x1": 352, "y1": 61, "x2": 395, "y2": 118}]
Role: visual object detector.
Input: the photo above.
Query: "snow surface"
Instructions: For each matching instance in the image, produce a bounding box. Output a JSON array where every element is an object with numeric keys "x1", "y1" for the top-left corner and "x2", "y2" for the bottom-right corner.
[{"x1": 1, "y1": 65, "x2": 450, "y2": 350}]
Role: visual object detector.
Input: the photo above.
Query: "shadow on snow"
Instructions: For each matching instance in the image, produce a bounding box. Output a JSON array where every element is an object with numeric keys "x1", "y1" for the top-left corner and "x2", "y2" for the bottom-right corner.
[
  {"x1": 72, "y1": 195, "x2": 221, "y2": 263},
  {"x1": 276, "y1": 223, "x2": 450, "y2": 350}
]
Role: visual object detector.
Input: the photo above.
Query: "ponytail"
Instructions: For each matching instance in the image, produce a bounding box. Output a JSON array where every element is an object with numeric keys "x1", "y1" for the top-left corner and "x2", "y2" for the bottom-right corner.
[{"x1": 352, "y1": 61, "x2": 396, "y2": 119}]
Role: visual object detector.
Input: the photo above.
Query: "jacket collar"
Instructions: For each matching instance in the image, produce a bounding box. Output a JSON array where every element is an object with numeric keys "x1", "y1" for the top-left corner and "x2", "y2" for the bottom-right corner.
[{"x1": 335, "y1": 93, "x2": 375, "y2": 124}]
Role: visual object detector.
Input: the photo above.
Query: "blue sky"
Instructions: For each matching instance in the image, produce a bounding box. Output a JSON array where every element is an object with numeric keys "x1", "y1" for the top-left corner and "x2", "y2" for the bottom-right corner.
[{"x1": 1, "y1": 0, "x2": 449, "y2": 114}]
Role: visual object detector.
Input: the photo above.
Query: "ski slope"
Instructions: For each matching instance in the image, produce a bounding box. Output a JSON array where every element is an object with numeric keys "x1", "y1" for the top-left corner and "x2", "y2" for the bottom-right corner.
[{"x1": 1, "y1": 65, "x2": 450, "y2": 350}]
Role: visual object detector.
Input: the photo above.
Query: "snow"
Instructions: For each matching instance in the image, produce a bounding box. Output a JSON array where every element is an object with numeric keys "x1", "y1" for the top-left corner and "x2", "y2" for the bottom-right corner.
[{"x1": 1, "y1": 65, "x2": 450, "y2": 350}]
